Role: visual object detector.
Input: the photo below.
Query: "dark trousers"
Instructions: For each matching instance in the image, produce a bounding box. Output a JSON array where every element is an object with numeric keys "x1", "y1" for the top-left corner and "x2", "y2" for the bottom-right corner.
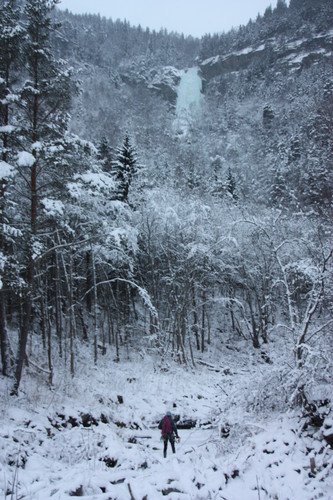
[{"x1": 163, "y1": 433, "x2": 175, "y2": 457}]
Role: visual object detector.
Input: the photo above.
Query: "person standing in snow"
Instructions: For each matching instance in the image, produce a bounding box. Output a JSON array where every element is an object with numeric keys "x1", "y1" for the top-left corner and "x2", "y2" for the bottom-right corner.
[{"x1": 159, "y1": 411, "x2": 180, "y2": 458}]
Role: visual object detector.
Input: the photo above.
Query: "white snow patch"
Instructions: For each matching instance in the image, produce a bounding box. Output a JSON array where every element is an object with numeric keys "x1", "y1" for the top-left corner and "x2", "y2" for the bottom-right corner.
[
  {"x1": 17, "y1": 151, "x2": 35, "y2": 167},
  {"x1": 286, "y1": 38, "x2": 307, "y2": 50},
  {"x1": 77, "y1": 172, "x2": 117, "y2": 191},
  {"x1": 0, "y1": 125, "x2": 16, "y2": 134},
  {"x1": 32, "y1": 141, "x2": 43, "y2": 152},
  {"x1": 41, "y1": 198, "x2": 65, "y2": 218},
  {"x1": 237, "y1": 46, "x2": 253, "y2": 55},
  {"x1": 0, "y1": 160, "x2": 16, "y2": 179}
]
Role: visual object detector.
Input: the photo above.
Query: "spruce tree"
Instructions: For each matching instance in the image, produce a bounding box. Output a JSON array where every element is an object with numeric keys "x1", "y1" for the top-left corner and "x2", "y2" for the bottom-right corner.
[
  {"x1": 227, "y1": 167, "x2": 237, "y2": 201},
  {"x1": 97, "y1": 136, "x2": 113, "y2": 173},
  {"x1": 113, "y1": 134, "x2": 138, "y2": 202}
]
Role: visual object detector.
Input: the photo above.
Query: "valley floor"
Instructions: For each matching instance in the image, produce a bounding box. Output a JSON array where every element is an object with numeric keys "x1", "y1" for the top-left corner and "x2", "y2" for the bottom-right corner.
[{"x1": 1, "y1": 340, "x2": 332, "y2": 499}]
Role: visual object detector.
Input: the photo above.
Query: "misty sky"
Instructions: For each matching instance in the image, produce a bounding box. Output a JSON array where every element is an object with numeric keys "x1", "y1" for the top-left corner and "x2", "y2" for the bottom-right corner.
[{"x1": 58, "y1": 0, "x2": 281, "y2": 38}]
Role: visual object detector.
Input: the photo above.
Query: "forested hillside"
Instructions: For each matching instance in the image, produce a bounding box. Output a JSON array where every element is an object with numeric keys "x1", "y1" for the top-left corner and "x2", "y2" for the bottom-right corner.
[
  {"x1": 0, "y1": 0, "x2": 332, "y2": 497},
  {"x1": 0, "y1": 0, "x2": 332, "y2": 436}
]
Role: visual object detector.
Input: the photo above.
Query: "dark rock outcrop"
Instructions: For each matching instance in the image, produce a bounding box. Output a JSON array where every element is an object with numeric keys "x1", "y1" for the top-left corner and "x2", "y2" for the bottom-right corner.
[{"x1": 199, "y1": 29, "x2": 333, "y2": 81}]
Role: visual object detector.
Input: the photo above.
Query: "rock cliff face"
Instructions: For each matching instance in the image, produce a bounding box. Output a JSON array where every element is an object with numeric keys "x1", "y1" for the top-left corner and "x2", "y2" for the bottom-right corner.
[
  {"x1": 117, "y1": 28, "x2": 332, "y2": 106},
  {"x1": 119, "y1": 64, "x2": 182, "y2": 106},
  {"x1": 200, "y1": 45, "x2": 266, "y2": 80},
  {"x1": 147, "y1": 66, "x2": 182, "y2": 105},
  {"x1": 199, "y1": 28, "x2": 333, "y2": 82}
]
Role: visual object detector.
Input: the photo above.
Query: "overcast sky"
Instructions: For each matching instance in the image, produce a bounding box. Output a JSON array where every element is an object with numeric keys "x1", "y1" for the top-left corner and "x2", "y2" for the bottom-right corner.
[{"x1": 58, "y1": 0, "x2": 280, "y2": 38}]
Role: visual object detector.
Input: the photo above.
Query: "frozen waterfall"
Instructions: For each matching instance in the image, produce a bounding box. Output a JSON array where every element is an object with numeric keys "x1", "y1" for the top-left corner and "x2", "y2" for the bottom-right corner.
[{"x1": 174, "y1": 67, "x2": 202, "y2": 134}]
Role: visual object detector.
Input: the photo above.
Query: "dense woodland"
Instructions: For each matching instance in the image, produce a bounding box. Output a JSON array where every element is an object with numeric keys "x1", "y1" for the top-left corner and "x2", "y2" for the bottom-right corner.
[{"x1": 0, "y1": 0, "x2": 332, "y2": 412}]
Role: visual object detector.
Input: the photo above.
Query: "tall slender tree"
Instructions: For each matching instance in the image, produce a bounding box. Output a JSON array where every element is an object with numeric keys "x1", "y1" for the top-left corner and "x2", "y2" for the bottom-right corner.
[
  {"x1": 0, "y1": 0, "x2": 22, "y2": 376},
  {"x1": 12, "y1": 0, "x2": 74, "y2": 393}
]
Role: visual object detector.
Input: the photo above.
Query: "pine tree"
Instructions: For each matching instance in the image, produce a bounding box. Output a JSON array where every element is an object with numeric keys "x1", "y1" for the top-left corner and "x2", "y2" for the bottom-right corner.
[
  {"x1": 0, "y1": 0, "x2": 23, "y2": 377},
  {"x1": 0, "y1": 0, "x2": 22, "y2": 163},
  {"x1": 18, "y1": 0, "x2": 73, "y2": 231},
  {"x1": 12, "y1": 0, "x2": 75, "y2": 394}
]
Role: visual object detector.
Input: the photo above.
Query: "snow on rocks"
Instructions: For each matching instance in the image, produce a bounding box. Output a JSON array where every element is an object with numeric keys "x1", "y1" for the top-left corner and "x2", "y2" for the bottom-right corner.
[
  {"x1": 148, "y1": 66, "x2": 182, "y2": 104},
  {"x1": 199, "y1": 28, "x2": 333, "y2": 80}
]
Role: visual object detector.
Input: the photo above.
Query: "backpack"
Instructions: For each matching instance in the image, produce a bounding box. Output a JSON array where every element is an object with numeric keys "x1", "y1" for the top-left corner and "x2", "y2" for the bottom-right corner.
[{"x1": 162, "y1": 415, "x2": 172, "y2": 436}]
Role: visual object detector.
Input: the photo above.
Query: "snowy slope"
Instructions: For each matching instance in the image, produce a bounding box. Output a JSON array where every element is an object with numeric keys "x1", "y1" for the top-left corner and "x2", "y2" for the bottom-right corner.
[{"x1": 1, "y1": 340, "x2": 332, "y2": 499}]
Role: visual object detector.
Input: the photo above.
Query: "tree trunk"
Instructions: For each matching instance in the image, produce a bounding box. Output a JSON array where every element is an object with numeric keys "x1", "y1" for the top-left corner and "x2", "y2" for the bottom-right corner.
[
  {"x1": 47, "y1": 307, "x2": 53, "y2": 386},
  {"x1": 201, "y1": 292, "x2": 206, "y2": 353},
  {"x1": 12, "y1": 250, "x2": 34, "y2": 395},
  {"x1": 0, "y1": 112, "x2": 9, "y2": 376},
  {"x1": 248, "y1": 295, "x2": 260, "y2": 348},
  {"x1": 0, "y1": 291, "x2": 8, "y2": 376},
  {"x1": 188, "y1": 335, "x2": 195, "y2": 367},
  {"x1": 12, "y1": 57, "x2": 39, "y2": 394},
  {"x1": 55, "y1": 250, "x2": 63, "y2": 357},
  {"x1": 85, "y1": 251, "x2": 93, "y2": 313},
  {"x1": 191, "y1": 284, "x2": 200, "y2": 350},
  {"x1": 92, "y1": 249, "x2": 98, "y2": 365},
  {"x1": 12, "y1": 294, "x2": 32, "y2": 395},
  {"x1": 69, "y1": 253, "x2": 75, "y2": 377},
  {"x1": 40, "y1": 289, "x2": 46, "y2": 350}
]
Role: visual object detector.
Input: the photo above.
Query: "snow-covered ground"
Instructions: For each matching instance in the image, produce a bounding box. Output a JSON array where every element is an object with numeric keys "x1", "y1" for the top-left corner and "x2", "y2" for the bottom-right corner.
[{"x1": 1, "y1": 340, "x2": 332, "y2": 499}]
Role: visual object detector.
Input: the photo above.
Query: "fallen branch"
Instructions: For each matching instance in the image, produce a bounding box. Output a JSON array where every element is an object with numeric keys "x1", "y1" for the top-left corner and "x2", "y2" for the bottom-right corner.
[
  {"x1": 195, "y1": 359, "x2": 221, "y2": 372},
  {"x1": 28, "y1": 359, "x2": 52, "y2": 376},
  {"x1": 128, "y1": 483, "x2": 136, "y2": 500}
]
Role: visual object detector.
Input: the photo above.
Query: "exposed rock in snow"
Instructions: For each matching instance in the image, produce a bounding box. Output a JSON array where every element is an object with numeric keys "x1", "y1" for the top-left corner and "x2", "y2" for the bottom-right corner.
[
  {"x1": 118, "y1": 63, "x2": 182, "y2": 105},
  {"x1": 200, "y1": 28, "x2": 333, "y2": 80},
  {"x1": 148, "y1": 66, "x2": 182, "y2": 104},
  {"x1": 200, "y1": 44, "x2": 266, "y2": 79}
]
